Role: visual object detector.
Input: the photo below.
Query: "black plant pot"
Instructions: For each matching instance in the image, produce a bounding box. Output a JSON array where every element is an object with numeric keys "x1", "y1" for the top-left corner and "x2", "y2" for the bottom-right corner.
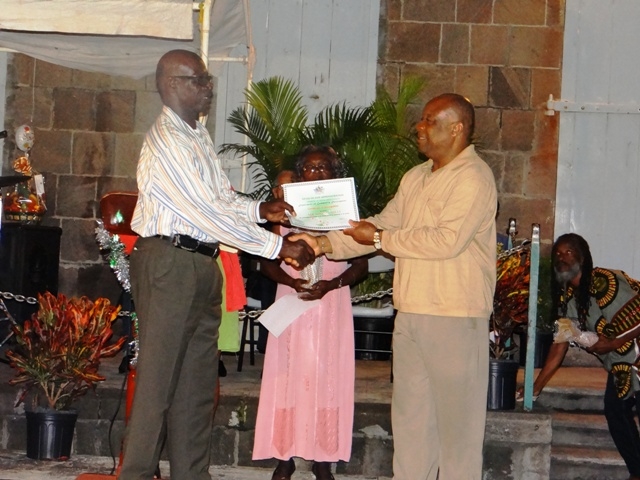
[
  {"x1": 26, "y1": 409, "x2": 77, "y2": 460},
  {"x1": 487, "y1": 358, "x2": 519, "y2": 411},
  {"x1": 353, "y1": 314, "x2": 394, "y2": 361},
  {"x1": 518, "y1": 331, "x2": 554, "y2": 368}
]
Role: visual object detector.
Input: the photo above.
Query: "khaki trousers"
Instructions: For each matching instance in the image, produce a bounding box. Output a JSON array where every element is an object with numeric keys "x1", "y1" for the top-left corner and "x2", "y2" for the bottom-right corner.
[
  {"x1": 119, "y1": 237, "x2": 222, "y2": 480},
  {"x1": 392, "y1": 312, "x2": 489, "y2": 480}
]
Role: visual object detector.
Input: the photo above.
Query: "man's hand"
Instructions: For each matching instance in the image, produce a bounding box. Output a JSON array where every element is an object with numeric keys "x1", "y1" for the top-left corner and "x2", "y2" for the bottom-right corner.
[
  {"x1": 259, "y1": 199, "x2": 295, "y2": 224},
  {"x1": 287, "y1": 232, "x2": 323, "y2": 256},
  {"x1": 278, "y1": 237, "x2": 315, "y2": 269},
  {"x1": 343, "y1": 219, "x2": 377, "y2": 245},
  {"x1": 586, "y1": 334, "x2": 622, "y2": 355}
]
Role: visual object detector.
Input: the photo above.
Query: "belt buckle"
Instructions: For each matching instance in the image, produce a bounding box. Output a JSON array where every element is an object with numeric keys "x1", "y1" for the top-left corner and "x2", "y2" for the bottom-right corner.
[{"x1": 172, "y1": 234, "x2": 196, "y2": 252}]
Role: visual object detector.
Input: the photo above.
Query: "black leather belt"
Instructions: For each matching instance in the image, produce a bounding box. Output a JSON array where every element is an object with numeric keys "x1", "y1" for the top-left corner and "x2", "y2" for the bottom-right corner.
[{"x1": 155, "y1": 234, "x2": 220, "y2": 258}]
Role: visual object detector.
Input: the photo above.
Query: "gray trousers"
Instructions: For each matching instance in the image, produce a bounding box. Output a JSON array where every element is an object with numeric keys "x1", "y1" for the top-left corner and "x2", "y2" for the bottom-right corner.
[{"x1": 119, "y1": 236, "x2": 222, "y2": 480}]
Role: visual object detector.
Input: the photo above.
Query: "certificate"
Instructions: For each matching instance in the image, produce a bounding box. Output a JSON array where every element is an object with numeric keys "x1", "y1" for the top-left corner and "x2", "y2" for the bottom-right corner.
[{"x1": 282, "y1": 177, "x2": 359, "y2": 230}]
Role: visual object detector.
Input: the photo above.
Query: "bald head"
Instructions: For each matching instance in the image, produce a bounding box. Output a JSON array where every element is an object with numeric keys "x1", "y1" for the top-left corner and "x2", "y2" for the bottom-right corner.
[
  {"x1": 431, "y1": 93, "x2": 475, "y2": 144},
  {"x1": 156, "y1": 49, "x2": 202, "y2": 101}
]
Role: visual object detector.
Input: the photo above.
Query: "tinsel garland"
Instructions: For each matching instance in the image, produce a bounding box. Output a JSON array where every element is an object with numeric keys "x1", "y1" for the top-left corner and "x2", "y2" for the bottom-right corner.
[
  {"x1": 95, "y1": 220, "x2": 138, "y2": 363},
  {"x1": 95, "y1": 220, "x2": 131, "y2": 293}
]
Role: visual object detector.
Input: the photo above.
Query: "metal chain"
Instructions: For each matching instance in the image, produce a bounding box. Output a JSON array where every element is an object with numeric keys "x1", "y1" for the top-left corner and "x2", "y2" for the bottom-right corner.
[
  {"x1": 0, "y1": 288, "x2": 394, "y2": 321},
  {"x1": 238, "y1": 287, "x2": 393, "y2": 320},
  {"x1": 0, "y1": 291, "x2": 38, "y2": 305}
]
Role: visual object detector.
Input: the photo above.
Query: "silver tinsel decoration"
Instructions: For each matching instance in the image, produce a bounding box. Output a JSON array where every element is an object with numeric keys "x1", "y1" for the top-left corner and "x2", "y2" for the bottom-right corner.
[{"x1": 95, "y1": 220, "x2": 131, "y2": 293}]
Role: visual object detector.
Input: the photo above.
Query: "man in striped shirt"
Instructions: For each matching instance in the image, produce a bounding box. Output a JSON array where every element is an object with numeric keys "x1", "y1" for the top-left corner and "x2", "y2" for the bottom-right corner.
[{"x1": 118, "y1": 49, "x2": 313, "y2": 480}]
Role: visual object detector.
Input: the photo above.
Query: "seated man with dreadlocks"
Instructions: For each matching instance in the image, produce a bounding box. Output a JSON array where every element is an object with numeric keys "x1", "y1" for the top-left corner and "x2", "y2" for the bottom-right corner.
[{"x1": 526, "y1": 233, "x2": 640, "y2": 480}]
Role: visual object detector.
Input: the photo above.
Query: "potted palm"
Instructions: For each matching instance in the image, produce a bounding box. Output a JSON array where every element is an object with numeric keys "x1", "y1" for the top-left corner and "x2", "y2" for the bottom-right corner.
[
  {"x1": 6, "y1": 291, "x2": 126, "y2": 459},
  {"x1": 220, "y1": 76, "x2": 425, "y2": 359}
]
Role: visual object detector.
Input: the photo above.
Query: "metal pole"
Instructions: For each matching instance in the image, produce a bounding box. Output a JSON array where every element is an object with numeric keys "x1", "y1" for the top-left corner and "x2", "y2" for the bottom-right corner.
[{"x1": 523, "y1": 224, "x2": 540, "y2": 411}]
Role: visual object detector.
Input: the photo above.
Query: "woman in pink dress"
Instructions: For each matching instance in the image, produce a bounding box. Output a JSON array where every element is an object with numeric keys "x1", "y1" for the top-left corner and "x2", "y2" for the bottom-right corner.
[{"x1": 253, "y1": 146, "x2": 368, "y2": 480}]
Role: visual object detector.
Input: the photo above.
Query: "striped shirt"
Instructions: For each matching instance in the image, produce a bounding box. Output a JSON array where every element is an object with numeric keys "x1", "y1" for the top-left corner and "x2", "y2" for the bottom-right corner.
[{"x1": 131, "y1": 106, "x2": 282, "y2": 259}]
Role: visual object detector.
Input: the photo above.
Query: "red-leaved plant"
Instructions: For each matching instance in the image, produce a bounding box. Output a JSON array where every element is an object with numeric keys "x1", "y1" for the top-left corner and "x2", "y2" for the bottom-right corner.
[{"x1": 6, "y1": 292, "x2": 126, "y2": 410}]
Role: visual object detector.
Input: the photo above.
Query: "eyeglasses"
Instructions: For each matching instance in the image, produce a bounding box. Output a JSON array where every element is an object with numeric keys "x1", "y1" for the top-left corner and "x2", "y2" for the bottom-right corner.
[
  {"x1": 302, "y1": 164, "x2": 332, "y2": 174},
  {"x1": 171, "y1": 74, "x2": 214, "y2": 87}
]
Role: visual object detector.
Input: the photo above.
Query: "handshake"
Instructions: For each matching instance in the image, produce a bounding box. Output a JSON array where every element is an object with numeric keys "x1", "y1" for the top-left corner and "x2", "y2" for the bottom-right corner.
[
  {"x1": 260, "y1": 198, "x2": 378, "y2": 269},
  {"x1": 279, "y1": 233, "x2": 327, "y2": 269}
]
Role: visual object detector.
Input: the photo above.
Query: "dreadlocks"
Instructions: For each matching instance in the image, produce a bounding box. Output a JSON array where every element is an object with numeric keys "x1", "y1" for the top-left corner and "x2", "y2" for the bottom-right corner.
[{"x1": 551, "y1": 233, "x2": 594, "y2": 325}]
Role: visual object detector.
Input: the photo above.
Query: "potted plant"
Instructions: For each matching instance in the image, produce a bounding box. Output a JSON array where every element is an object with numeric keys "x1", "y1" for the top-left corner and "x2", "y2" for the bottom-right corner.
[
  {"x1": 488, "y1": 246, "x2": 531, "y2": 410},
  {"x1": 6, "y1": 291, "x2": 126, "y2": 459}
]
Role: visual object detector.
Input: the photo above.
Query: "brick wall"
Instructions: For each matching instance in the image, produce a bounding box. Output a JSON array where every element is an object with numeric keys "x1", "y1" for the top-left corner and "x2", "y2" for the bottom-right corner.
[{"x1": 2, "y1": 0, "x2": 565, "y2": 299}]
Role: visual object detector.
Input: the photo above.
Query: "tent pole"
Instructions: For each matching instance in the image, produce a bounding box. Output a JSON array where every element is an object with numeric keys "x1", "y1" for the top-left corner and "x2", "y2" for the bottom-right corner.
[
  {"x1": 196, "y1": 0, "x2": 213, "y2": 126},
  {"x1": 240, "y1": 0, "x2": 255, "y2": 193}
]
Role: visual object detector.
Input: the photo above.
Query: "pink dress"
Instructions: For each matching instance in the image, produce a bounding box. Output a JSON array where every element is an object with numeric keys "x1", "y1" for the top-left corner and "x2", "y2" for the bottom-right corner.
[{"x1": 252, "y1": 256, "x2": 355, "y2": 462}]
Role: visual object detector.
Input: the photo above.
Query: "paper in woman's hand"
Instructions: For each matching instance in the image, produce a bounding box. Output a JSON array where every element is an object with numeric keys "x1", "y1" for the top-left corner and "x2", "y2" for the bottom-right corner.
[{"x1": 258, "y1": 293, "x2": 321, "y2": 337}]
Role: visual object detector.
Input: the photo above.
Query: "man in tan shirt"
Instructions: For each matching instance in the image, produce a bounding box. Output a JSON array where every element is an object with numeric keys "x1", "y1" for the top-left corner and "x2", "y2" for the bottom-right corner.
[{"x1": 291, "y1": 93, "x2": 497, "y2": 479}]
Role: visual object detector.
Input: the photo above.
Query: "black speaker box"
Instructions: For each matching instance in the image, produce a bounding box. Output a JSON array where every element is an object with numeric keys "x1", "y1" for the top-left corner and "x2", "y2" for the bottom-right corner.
[{"x1": 0, "y1": 223, "x2": 62, "y2": 323}]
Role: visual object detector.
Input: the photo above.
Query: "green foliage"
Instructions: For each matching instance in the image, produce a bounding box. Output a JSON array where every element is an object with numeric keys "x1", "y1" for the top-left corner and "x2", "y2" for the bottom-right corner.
[
  {"x1": 6, "y1": 292, "x2": 126, "y2": 410},
  {"x1": 219, "y1": 75, "x2": 426, "y2": 217}
]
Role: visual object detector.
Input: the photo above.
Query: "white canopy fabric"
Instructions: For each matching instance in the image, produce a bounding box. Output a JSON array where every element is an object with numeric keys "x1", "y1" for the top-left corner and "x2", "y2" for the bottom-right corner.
[{"x1": 0, "y1": 0, "x2": 250, "y2": 79}]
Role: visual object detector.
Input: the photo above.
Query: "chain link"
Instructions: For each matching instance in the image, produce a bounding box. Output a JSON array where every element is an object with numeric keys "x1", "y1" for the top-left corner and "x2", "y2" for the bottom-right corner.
[{"x1": 0, "y1": 291, "x2": 38, "y2": 305}]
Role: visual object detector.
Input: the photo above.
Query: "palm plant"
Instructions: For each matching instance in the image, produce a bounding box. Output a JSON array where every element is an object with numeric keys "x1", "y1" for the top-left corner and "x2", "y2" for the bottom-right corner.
[{"x1": 219, "y1": 75, "x2": 425, "y2": 215}]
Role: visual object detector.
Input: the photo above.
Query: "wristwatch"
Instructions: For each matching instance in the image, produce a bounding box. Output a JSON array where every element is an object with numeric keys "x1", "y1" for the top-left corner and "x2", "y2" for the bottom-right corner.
[{"x1": 373, "y1": 229, "x2": 383, "y2": 250}]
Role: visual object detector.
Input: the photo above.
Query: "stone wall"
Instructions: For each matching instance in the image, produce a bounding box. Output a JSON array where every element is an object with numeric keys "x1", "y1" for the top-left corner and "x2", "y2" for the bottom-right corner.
[{"x1": 2, "y1": 0, "x2": 565, "y2": 300}]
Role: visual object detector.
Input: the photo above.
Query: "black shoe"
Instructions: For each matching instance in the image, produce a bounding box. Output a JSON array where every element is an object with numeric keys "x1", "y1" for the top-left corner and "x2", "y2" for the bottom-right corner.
[{"x1": 218, "y1": 359, "x2": 227, "y2": 377}]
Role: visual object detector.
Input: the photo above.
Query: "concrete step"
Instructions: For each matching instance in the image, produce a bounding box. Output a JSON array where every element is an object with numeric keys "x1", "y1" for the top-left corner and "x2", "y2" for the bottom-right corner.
[
  {"x1": 551, "y1": 411, "x2": 615, "y2": 450},
  {"x1": 550, "y1": 445, "x2": 628, "y2": 480}
]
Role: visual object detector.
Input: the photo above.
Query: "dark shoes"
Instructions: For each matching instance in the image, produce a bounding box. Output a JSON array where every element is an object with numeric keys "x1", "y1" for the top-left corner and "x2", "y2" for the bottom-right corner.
[
  {"x1": 271, "y1": 458, "x2": 295, "y2": 480},
  {"x1": 311, "y1": 461, "x2": 335, "y2": 480}
]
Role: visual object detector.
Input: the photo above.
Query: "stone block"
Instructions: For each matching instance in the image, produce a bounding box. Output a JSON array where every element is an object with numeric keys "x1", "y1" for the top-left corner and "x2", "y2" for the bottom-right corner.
[
  {"x1": 385, "y1": 22, "x2": 440, "y2": 63},
  {"x1": 442, "y1": 24, "x2": 469, "y2": 64},
  {"x1": 458, "y1": 0, "x2": 493, "y2": 24},
  {"x1": 10, "y1": 53, "x2": 35, "y2": 85},
  {"x1": 502, "y1": 152, "x2": 527, "y2": 194},
  {"x1": 59, "y1": 219, "x2": 104, "y2": 264},
  {"x1": 482, "y1": 151, "x2": 507, "y2": 191},
  {"x1": 455, "y1": 65, "x2": 489, "y2": 106},
  {"x1": 489, "y1": 67, "x2": 531, "y2": 109},
  {"x1": 531, "y1": 68, "x2": 561, "y2": 108},
  {"x1": 72, "y1": 70, "x2": 113, "y2": 90},
  {"x1": 211, "y1": 425, "x2": 238, "y2": 465},
  {"x1": 384, "y1": 0, "x2": 402, "y2": 21},
  {"x1": 547, "y1": 0, "x2": 565, "y2": 27},
  {"x1": 75, "y1": 418, "x2": 124, "y2": 456},
  {"x1": 114, "y1": 133, "x2": 144, "y2": 178},
  {"x1": 6, "y1": 415, "x2": 27, "y2": 451},
  {"x1": 525, "y1": 153, "x2": 557, "y2": 198},
  {"x1": 403, "y1": 64, "x2": 456, "y2": 105},
  {"x1": 509, "y1": 27, "x2": 563, "y2": 68},
  {"x1": 32, "y1": 130, "x2": 72, "y2": 174},
  {"x1": 53, "y1": 88, "x2": 96, "y2": 130},
  {"x1": 362, "y1": 435, "x2": 393, "y2": 477},
  {"x1": 404, "y1": 0, "x2": 454, "y2": 22},
  {"x1": 35, "y1": 59, "x2": 74, "y2": 88},
  {"x1": 134, "y1": 91, "x2": 163, "y2": 134},
  {"x1": 501, "y1": 110, "x2": 535, "y2": 151},
  {"x1": 471, "y1": 25, "x2": 509, "y2": 65},
  {"x1": 56, "y1": 175, "x2": 98, "y2": 218},
  {"x1": 494, "y1": 0, "x2": 546, "y2": 25},
  {"x1": 474, "y1": 106, "x2": 501, "y2": 151},
  {"x1": 353, "y1": 402, "x2": 391, "y2": 433},
  {"x1": 96, "y1": 91, "x2": 136, "y2": 134},
  {"x1": 75, "y1": 264, "x2": 124, "y2": 304},
  {"x1": 7, "y1": 86, "x2": 53, "y2": 130},
  {"x1": 110, "y1": 75, "x2": 149, "y2": 92},
  {"x1": 97, "y1": 177, "x2": 138, "y2": 200},
  {"x1": 72, "y1": 132, "x2": 116, "y2": 176}
]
